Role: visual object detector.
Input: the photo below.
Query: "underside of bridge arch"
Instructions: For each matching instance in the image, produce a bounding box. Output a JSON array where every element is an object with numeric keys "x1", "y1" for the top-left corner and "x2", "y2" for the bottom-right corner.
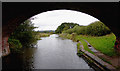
[{"x1": 2, "y1": 2, "x2": 120, "y2": 56}]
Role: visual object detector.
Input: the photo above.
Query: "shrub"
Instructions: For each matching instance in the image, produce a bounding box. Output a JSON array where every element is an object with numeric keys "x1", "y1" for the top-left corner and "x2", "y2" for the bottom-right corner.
[{"x1": 8, "y1": 38, "x2": 22, "y2": 53}]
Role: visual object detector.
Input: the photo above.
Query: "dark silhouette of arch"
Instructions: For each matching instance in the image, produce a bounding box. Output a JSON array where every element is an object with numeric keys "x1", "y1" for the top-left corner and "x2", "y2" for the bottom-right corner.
[{"x1": 2, "y1": 2, "x2": 120, "y2": 56}]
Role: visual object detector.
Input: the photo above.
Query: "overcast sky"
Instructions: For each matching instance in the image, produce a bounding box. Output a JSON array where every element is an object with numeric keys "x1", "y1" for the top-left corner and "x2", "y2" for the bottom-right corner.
[{"x1": 31, "y1": 10, "x2": 99, "y2": 31}]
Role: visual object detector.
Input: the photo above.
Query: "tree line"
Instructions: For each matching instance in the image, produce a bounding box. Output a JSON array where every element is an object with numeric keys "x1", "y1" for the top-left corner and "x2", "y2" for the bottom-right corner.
[{"x1": 55, "y1": 21, "x2": 111, "y2": 36}]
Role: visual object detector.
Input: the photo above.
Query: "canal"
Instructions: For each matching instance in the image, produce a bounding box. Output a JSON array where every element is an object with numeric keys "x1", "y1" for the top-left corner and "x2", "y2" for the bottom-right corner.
[{"x1": 2, "y1": 34, "x2": 94, "y2": 70}]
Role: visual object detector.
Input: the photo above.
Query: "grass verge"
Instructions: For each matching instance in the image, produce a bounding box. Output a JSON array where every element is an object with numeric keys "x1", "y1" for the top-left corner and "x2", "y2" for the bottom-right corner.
[
  {"x1": 75, "y1": 33, "x2": 116, "y2": 56},
  {"x1": 59, "y1": 33, "x2": 117, "y2": 56}
]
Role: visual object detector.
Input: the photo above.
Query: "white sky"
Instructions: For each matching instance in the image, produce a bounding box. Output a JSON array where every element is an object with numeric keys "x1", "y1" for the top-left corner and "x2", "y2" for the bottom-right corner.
[{"x1": 31, "y1": 10, "x2": 99, "y2": 31}]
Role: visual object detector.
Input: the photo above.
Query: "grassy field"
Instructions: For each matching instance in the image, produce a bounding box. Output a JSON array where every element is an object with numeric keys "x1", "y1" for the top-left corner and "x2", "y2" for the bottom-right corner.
[{"x1": 60, "y1": 33, "x2": 117, "y2": 56}]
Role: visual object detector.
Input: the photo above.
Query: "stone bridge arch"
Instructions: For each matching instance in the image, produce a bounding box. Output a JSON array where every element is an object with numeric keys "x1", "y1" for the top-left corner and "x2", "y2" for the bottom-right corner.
[{"x1": 2, "y1": 2, "x2": 119, "y2": 56}]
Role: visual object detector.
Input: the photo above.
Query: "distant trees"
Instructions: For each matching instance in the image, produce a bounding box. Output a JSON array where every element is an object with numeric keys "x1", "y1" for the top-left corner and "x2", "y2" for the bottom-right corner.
[
  {"x1": 37, "y1": 30, "x2": 55, "y2": 34},
  {"x1": 56, "y1": 21, "x2": 111, "y2": 36},
  {"x1": 55, "y1": 22, "x2": 79, "y2": 33}
]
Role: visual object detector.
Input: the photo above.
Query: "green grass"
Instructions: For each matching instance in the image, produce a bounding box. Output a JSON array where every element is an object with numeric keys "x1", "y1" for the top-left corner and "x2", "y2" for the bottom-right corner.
[
  {"x1": 75, "y1": 33, "x2": 116, "y2": 56},
  {"x1": 77, "y1": 43, "x2": 81, "y2": 52},
  {"x1": 79, "y1": 39, "x2": 95, "y2": 54},
  {"x1": 60, "y1": 33, "x2": 117, "y2": 56}
]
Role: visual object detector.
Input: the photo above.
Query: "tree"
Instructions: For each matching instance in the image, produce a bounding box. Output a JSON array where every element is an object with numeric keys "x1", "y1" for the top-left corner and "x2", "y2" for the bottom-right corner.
[
  {"x1": 55, "y1": 22, "x2": 79, "y2": 33},
  {"x1": 86, "y1": 21, "x2": 111, "y2": 36},
  {"x1": 8, "y1": 19, "x2": 38, "y2": 51}
]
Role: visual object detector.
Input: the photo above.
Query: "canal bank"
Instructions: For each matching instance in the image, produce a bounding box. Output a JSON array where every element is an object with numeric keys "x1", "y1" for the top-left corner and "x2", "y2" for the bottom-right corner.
[
  {"x1": 77, "y1": 41, "x2": 115, "y2": 71},
  {"x1": 59, "y1": 33, "x2": 117, "y2": 71}
]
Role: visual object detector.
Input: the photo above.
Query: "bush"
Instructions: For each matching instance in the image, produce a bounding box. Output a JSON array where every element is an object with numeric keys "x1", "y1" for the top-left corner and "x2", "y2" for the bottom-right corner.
[
  {"x1": 8, "y1": 38, "x2": 22, "y2": 53},
  {"x1": 8, "y1": 19, "x2": 38, "y2": 53},
  {"x1": 9, "y1": 20, "x2": 37, "y2": 47}
]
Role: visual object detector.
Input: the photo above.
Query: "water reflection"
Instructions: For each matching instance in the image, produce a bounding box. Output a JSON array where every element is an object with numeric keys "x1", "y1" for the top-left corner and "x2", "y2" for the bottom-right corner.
[{"x1": 33, "y1": 34, "x2": 92, "y2": 69}]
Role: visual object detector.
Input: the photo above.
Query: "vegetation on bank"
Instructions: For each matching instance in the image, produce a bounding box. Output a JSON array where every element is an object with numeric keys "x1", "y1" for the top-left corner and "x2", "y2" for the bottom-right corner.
[
  {"x1": 8, "y1": 38, "x2": 22, "y2": 53},
  {"x1": 35, "y1": 33, "x2": 51, "y2": 40},
  {"x1": 77, "y1": 43, "x2": 81, "y2": 52},
  {"x1": 57, "y1": 21, "x2": 116, "y2": 56},
  {"x1": 8, "y1": 19, "x2": 51, "y2": 53},
  {"x1": 56, "y1": 21, "x2": 111, "y2": 36},
  {"x1": 75, "y1": 33, "x2": 116, "y2": 56},
  {"x1": 59, "y1": 33, "x2": 116, "y2": 56},
  {"x1": 79, "y1": 39, "x2": 95, "y2": 55},
  {"x1": 8, "y1": 20, "x2": 37, "y2": 53}
]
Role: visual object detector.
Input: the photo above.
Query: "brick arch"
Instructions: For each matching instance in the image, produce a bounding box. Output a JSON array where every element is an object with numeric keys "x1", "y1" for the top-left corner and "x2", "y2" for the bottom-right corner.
[{"x1": 2, "y1": 2, "x2": 119, "y2": 56}]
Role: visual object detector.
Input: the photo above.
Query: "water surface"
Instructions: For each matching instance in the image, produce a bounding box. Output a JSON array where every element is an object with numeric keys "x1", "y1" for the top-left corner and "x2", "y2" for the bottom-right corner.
[
  {"x1": 3, "y1": 34, "x2": 93, "y2": 70},
  {"x1": 33, "y1": 34, "x2": 92, "y2": 69}
]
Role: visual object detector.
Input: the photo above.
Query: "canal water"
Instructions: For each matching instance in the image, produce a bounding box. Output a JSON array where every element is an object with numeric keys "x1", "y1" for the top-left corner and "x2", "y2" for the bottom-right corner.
[{"x1": 2, "y1": 34, "x2": 94, "y2": 70}]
